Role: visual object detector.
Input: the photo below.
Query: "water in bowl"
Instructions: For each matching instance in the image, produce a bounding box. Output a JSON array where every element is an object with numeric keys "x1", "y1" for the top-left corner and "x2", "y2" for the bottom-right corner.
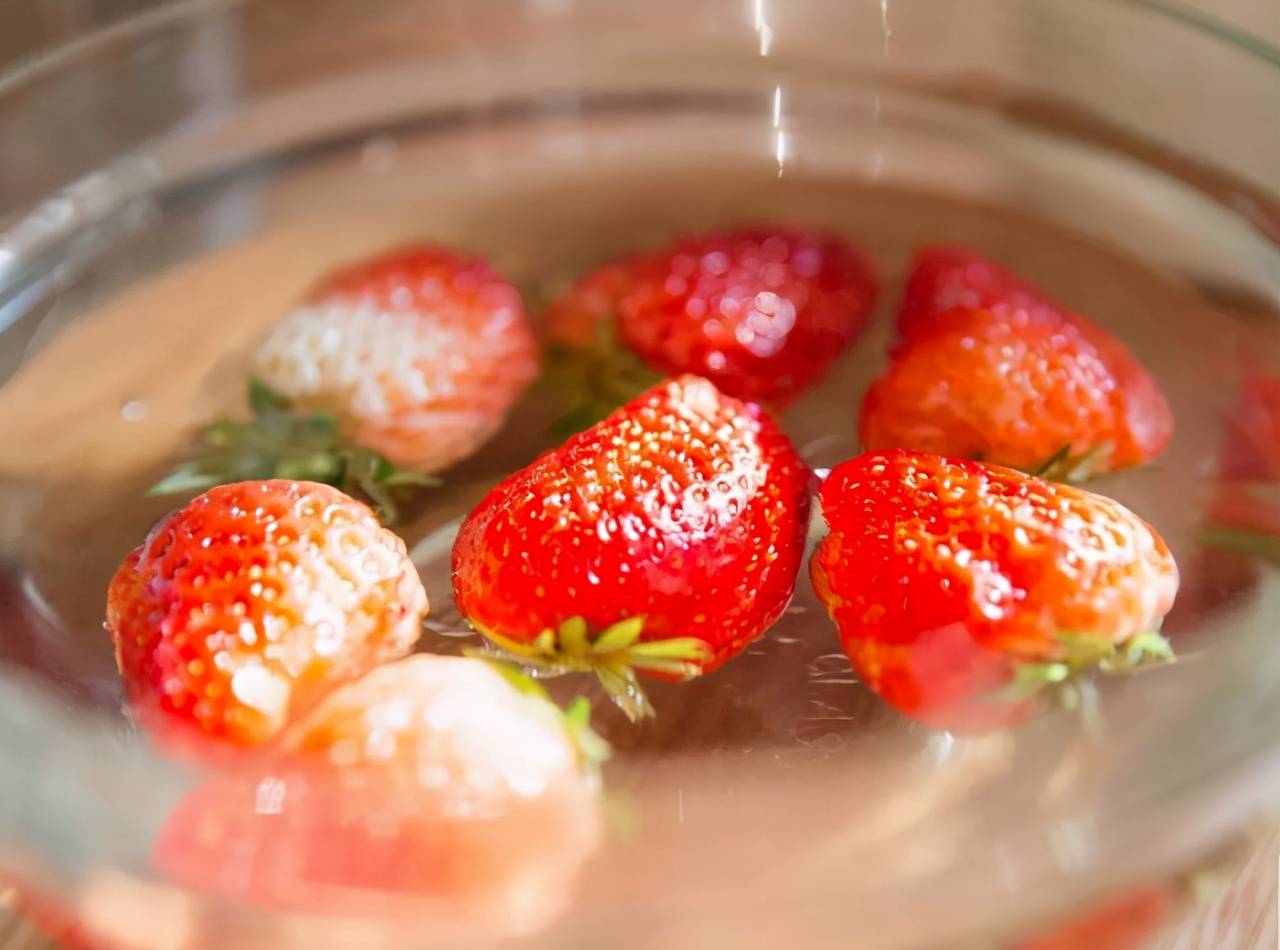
[{"x1": 0, "y1": 87, "x2": 1277, "y2": 945}]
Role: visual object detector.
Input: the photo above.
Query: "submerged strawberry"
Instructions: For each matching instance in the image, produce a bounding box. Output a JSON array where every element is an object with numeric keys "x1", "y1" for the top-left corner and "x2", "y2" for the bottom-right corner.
[
  {"x1": 810, "y1": 450, "x2": 1179, "y2": 731},
  {"x1": 544, "y1": 225, "x2": 877, "y2": 423},
  {"x1": 1202, "y1": 373, "x2": 1280, "y2": 564},
  {"x1": 896, "y1": 244, "x2": 1046, "y2": 336},
  {"x1": 1217, "y1": 373, "x2": 1280, "y2": 481},
  {"x1": 1204, "y1": 482, "x2": 1280, "y2": 554},
  {"x1": 106, "y1": 480, "x2": 427, "y2": 749},
  {"x1": 154, "y1": 656, "x2": 602, "y2": 936},
  {"x1": 861, "y1": 246, "x2": 1172, "y2": 478},
  {"x1": 452, "y1": 375, "x2": 812, "y2": 719},
  {"x1": 154, "y1": 245, "x2": 539, "y2": 520}
]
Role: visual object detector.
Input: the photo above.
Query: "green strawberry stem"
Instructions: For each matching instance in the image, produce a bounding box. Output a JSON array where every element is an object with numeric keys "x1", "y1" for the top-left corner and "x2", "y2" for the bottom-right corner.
[
  {"x1": 1027, "y1": 443, "x2": 1114, "y2": 483},
  {"x1": 149, "y1": 379, "x2": 439, "y2": 524},
  {"x1": 1199, "y1": 523, "x2": 1280, "y2": 564},
  {"x1": 467, "y1": 615, "x2": 713, "y2": 722},
  {"x1": 993, "y1": 628, "x2": 1175, "y2": 707},
  {"x1": 542, "y1": 320, "x2": 662, "y2": 436}
]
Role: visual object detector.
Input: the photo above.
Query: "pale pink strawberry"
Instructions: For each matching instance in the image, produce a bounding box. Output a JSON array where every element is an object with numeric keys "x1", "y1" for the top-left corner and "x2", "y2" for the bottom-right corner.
[
  {"x1": 252, "y1": 244, "x2": 539, "y2": 474},
  {"x1": 154, "y1": 656, "x2": 602, "y2": 936}
]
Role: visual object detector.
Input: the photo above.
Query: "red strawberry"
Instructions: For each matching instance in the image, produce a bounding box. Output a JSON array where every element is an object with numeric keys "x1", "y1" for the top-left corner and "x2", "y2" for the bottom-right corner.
[
  {"x1": 1202, "y1": 373, "x2": 1280, "y2": 563},
  {"x1": 154, "y1": 656, "x2": 602, "y2": 937},
  {"x1": 897, "y1": 244, "x2": 1046, "y2": 336},
  {"x1": 544, "y1": 225, "x2": 877, "y2": 418},
  {"x1": 1206, "y1": 482, "x2": 1280, "y2": 541},
  {"x1": 452, "y1": 375, "x2": 812, "y2": 719},
  {"x1": 862, "y1": 246, "x2": 1172, "y2": 477},
  {"x1": 106, "y1": 480, "x2": 427, "y2": 749},
  {"x1": 809, "y1": 450, "x2": 1179, "y2": 731},
  {"x1": 1217, "y1": 374, "x2": 1280, "y2": 481},
  {"x1": 154, "y1": 245, "x2": 539, "y2": 520}
]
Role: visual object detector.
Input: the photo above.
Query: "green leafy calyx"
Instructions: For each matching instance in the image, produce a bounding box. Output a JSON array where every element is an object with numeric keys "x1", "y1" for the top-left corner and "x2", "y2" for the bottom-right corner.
[
  {"x1": 150, "y1": 380, "x2": 438, "y2": 523},
  {"x1": 542, "y1": 319, "x2": 662, "y2": 436},
  {"x1": 469, "y1": 615, "x2": 713, "y2": 723},
  {"x1": 1027, "y1": 443, "x2": 1115, "y2": 483},
  {"x1": 993, "y1": 628, "x2": 1175, "y2": 706}
]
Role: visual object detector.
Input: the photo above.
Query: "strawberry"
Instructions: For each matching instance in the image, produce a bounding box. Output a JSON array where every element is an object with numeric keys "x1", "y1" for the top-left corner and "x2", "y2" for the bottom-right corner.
[
  {"x1": 106, "y1": 480, "x2": 427, "y2": 749},
  {"x1": 861, "y1": 246, "x2": 1172, "y2": 478},
  {"x1": 896, "y1": 244, "x2": 1046, "y2": 336},
  {"x1": 1205, "y1": 482, "x2": 1280, "y2": 547},
  {"x1": 154, "y1": 245, "x2": 539, "y2": 521},
  {"x1": 451, "y1": 375, "x2": 812, "y2": 719},
  {"x1": 1202, "y1": 374, "x2": 1280, "y2": 563},
  {"x1": 809, "y1": 450, "x2": 1179, "y2": 731},
  {"x1": 154, "y1": 656, "x2": 602, "y2": 936},
  {"x1": 544, "y1": 225, "x2": 877, "y2": 423},
  {"x1": 1217, "y1": 373, "x2": 1280, "y2": 481}
]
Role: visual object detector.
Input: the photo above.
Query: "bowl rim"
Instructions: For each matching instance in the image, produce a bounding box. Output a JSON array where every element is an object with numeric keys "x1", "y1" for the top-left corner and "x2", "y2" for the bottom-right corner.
[{"x1": 1, "y1": 0, "x2": 1279, "y2": 102}]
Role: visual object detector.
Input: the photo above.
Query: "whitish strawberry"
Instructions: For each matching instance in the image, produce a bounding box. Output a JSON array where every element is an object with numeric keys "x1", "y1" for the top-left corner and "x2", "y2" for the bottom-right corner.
[
  {"x1": 155, "y1": 245, "x2": 539, "y2": 520},
  {"x1": 154, "y1": 656, "x2": 602, "y2": 936}
]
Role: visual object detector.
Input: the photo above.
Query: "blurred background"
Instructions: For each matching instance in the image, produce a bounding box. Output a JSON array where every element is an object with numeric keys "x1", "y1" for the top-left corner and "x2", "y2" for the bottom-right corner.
[{"x1": 1, "y1": 0, "x2": 1278, "y2": 70}]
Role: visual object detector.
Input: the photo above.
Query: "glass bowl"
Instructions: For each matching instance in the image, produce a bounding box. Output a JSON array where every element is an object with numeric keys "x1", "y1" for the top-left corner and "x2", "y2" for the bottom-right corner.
[{"x1": 0, "y1": 1, "x2": 1277, "y2": 947}]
